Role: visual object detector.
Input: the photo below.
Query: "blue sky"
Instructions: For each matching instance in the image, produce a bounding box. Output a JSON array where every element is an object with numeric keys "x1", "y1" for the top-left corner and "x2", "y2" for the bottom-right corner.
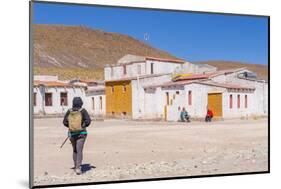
[{"x1": 33, "y1": 2, "x2": 269, "y2": 65}]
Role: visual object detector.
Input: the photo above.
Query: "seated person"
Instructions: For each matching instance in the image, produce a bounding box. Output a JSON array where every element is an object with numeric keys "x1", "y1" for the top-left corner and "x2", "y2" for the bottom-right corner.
[
  {"x1": 205, "y1": 108, "x2": 214, "y2": 122},
  {"x1": 180, "y1": 108, "x2": 190, "y2": 122}
]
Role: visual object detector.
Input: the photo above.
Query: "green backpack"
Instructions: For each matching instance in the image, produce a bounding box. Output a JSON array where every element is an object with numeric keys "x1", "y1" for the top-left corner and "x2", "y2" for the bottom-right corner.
[{"x1": 68, "y1": 108, "x2": 83, "y2": 132}]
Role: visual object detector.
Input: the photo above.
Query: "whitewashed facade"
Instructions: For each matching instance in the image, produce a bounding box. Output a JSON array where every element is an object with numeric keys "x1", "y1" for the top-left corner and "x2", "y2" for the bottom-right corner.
[
  {"x1": 105, "y1": 55, "x2": 268, "y2": 121},
  {"x1": 33, "y1": 76, "x2": 106, "y2": 116}
]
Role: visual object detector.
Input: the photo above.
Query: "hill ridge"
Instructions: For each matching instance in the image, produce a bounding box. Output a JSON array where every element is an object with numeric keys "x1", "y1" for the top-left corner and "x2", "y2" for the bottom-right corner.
[{"x1": 33, "y1": 24, "x2": 268, "y2": 80}]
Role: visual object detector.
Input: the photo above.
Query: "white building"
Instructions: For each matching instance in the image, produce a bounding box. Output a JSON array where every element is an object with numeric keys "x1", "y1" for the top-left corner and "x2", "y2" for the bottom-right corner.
[
  {"x1": 104, "y1": 54, "x2": 268, "y2": 121},
  {"x1": 33, "y1": 75, "x2": 106, "y2": 116}
]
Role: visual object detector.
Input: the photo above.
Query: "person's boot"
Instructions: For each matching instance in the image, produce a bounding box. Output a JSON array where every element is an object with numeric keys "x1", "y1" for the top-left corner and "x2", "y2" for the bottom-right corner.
[{"x1": 75, "y1": 168, "x2": 82, "y2": 175}]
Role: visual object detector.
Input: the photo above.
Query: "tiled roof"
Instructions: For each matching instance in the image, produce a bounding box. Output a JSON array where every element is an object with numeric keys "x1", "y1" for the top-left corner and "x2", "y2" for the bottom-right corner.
[
  {"x1": 86, "y1": 86, "x2": 105, "y2": 92},
  {"x1": 34, "y1": 80, "x2": 76, "y2": 88}
]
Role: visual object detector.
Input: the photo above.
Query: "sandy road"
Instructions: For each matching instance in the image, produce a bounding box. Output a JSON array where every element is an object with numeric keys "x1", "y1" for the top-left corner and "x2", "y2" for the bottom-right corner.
[{"x1": 33, "y1": 118, "x2": 268, "y2": 186}]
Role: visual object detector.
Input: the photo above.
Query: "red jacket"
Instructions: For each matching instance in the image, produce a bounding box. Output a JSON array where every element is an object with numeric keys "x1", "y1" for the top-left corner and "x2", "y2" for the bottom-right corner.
[{"x1": 207, "y1": 110, "x2": 213, "y2": 117}]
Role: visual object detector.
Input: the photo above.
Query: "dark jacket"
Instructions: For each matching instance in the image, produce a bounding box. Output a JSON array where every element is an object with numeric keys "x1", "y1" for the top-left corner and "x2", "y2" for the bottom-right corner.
[{"x1": 63, "y1": 97, "x2": 91, "y2": 132}]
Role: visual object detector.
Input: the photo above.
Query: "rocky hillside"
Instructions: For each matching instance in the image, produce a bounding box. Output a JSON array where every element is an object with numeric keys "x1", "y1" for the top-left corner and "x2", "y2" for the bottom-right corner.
[
  {"x1": 33, "y1": 24, "x2": 181, "y2": 79},
  {"x1": 33, "y1": 24, "x2": 268, "y2": 80}
]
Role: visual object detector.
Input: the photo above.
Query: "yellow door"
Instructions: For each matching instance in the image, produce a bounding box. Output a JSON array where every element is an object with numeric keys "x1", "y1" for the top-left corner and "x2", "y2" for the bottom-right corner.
[{"x1": 207, "y1": 93, "x2": 222, "y2": 117}]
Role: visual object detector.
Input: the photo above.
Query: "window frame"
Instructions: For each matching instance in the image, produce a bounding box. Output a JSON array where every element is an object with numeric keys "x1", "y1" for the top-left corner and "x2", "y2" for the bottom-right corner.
[
  {"x1": 123, "y1": 65, "x2": 127, "y2": 75},
  {"x1": 151, "y1": 63, "x2": 154, "y2": 74},
  {"x1": 33, "y1": 92, "x2": 37, "y2": 106},
  {"x1": 229, "y1": 94, "x2": 233, "y2": 109},
  {"x1": 99, "y1": 96, "x2": 103, "y2": 110},
  {"x1": 237, "y1": 94, "x2": 240, "y2": 109},
  {"x1": 45, "y1": 93, "x2": 53, "y2": 107},
  {"x1": 188, "y1": 90, "x2": 192, "y2": 105},
  {"x1": 60, "y1": 92, "x2": 68, "y2": 106},
  {"x1": 245, "y1": 95, "x2": 248, "y2": 108}
]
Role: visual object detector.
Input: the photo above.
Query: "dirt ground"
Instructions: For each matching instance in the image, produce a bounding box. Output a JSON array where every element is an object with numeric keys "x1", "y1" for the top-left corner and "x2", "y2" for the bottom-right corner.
[{"x1": 33, "y1": 118, "x2": 268, "y2": 186}]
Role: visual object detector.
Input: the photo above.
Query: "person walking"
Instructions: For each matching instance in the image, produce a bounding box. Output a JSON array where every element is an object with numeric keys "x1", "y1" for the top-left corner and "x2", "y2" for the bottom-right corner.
[{"x1": 63, "y1": 97, "x2": 91, "y2": 175}]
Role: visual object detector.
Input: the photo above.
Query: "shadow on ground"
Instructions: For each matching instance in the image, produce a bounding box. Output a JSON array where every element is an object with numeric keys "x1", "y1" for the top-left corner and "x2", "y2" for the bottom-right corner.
[{"x1": 81, "y1": 164, "x2": 96, "y2": 173}]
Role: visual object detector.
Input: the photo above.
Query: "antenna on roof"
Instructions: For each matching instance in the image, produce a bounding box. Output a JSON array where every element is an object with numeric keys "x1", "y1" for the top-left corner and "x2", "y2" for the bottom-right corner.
[
  {"x1": 144, "y1": 33, "x2": 150, "y2": 56},
  {"x1": 144, "y1": 33, "x2": 150, "y2": 42}
]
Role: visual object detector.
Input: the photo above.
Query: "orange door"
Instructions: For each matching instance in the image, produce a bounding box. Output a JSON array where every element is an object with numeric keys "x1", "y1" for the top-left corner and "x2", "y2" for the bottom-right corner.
[{"x1": 207, "y1": 93, "x2": 223, "y2": 117}]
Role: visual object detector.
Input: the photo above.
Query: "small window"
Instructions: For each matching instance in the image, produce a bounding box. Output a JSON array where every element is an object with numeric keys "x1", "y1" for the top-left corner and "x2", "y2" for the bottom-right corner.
[
  {"x1": 137, "y1": 65, "x2": 141, "y2": 75},
  {"x1": 92, "y1": 97, "x2": 95, "y2": 110},
  {"x1": 237, "y1": 94, "x2": 240, "y2": 109},
  {"x1": 45, "y1": 93, "x2": 52, "y2": 106},
  {"x1": 166, "y1": 92, "x2": 169, "y2": 105},
  {"x1": 188, "y1": 91, "x2": 192, "y2": 105},
  {"x1": 123, "y1": 84, "x2": 126, "y2": 93},
  {"x1": 245, "y1": 95, "x2": 248, "y2": 108},
  {"x1": 60, "y1": 92, "x2": 68, "y2": 106},
  {"x1": 151, "y1": 63, "x2": 154, "y2": 74},
  {"x1": 176, "y1": 91, "x2": 180, "y2": 95},
  {"x1": 111, "y1": 67, "x2": 114, "y2": 77},
  {"x1": 229, "y1": 94, "x2": 233, "y2": 109},
  {"x1": 33, "y1": 93, "x2": 37, "y2": 106},
  {"x1": 99, "y1": 96, "x2": 103, "y2": 110},
  {"x1": 123, "y1": 65, "x2": 127, "y2": 75},
  {"x1": 111, "y1": 86, "x2": 114, "y2": 93}
]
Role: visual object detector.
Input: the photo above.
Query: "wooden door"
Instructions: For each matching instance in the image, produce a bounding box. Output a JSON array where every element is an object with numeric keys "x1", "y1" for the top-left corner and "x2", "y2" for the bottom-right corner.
[{"x1": 207, "y1": 93, "x2": 222, "y2": 117}]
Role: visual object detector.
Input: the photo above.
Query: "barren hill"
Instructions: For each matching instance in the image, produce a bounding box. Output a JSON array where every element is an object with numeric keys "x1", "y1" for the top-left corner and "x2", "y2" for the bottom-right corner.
[
  {"x1": 33, "y1": 24, "x2": 180, "y2": 80},
  {"x1": 33, "y1": 24, "x2": 268, "y2": 80}
]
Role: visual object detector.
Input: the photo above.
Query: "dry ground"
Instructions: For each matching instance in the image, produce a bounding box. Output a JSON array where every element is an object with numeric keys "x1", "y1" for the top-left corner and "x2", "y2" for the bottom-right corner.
[{"x1": 33, "y1": 118, "x2": 268, "y2": 186}]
